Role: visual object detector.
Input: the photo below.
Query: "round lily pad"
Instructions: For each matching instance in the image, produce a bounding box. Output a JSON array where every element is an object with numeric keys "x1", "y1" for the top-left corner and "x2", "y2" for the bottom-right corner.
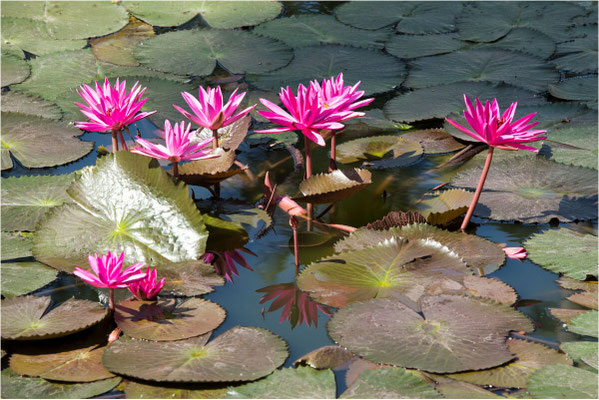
[
  {"x1": 297, "y1": 237, "x2": 471, "y2": 308},
  {"x1": 122, "y1": 0, "x2": 282, "y2": 28},
  {"x1": 1, "y1": 112, "x2": 93, "y2": 169},
  {"x1": 405, "y1": 49, "x2": 559, "y2": 93},
  {"x1": 386, "y1": 33, "x2": 464, "y2": 59},
  {"x1": 1, "y1": 262, "x2": 57, "y2": 298},
  {"x1": 450, "y1": 157, "x2": 598, "y2": 223},
  {"x1": 328, "y1": 295, "x2": 534, "y2": 373},
  {"x1": 340, "y1": 367, "x2": 442, "y2": 399},
  {"x1": 124, "y1": 380, "x2": 228, "y2": 399},
  {"x1": 10, "y1": 345, "x2": 114, "y2": 382},
  {"x1": 524, "y1": 228, "x2": 598, "y2": 280},
  {"x1": 1, "y1": 92, "x2": 63, "y2": 120},
  {"x1": 399, "y1": 129, "x2": 465, "y2": 155},
  {"x1": 1, "y1": 232, "x2": 33, "y2": 261},
  {"x1": 159, "y1": 260, "x2": 224, "y2": 297},
  {"x1": 1, "y1": 51, "x2": 30, "y2": 86},
  {"x1": 539, "y1": 124, "x2": 598, "y2": 170},
  {"x1": 1, "y1": 296, "x2": 108, "y2": 340},
  {"x1": 134, "y1": 29, "x2": 292, "y2": 76},
  {"x1": 293, "y1": 169, "x2": 372, "y2": 204},
  {"x1": 568, "y1": 310, "x2": 598, "y2": 337},
  {"x1": 196, "y1": 198, "x2": 272, "y2": 240},
  {"x1": 554, "y1": 37, "x2": 597, "y2": 74},
  {"x1": 102, "y1": 326, "x2": 288, "y2": 382},
  {"x1": 417, "y1": 189, "x2": 473, "y2": 226},
  {"x1": 557, "y1": 277, "x2": 598, "y2": 292},
  {"x1": 115, "y1": 298, "x2": 226, "y2": 341},
  {"x1": 527, "y1": 364, "x2": 598, "y2": 399},
  {"x1": 246, "y1": 45, "x2": 406, "y2": 96},
  {"x1": 560, "y1": 342, "x2": 598, "y2": 370},
  {"x1": 253, "y1": 14, "x2": 391, "y2": 49},
  {"x1": 472, "y1": 28, "x2": 557, "y2": 60},
  {"x1": 548, "y1": 76, "x2": 598, "y2": 104},
  {"x1": 1, "y1": 173, "x2": 75, "y2": 232},
  {"x1": 336, "y1": 136, "x2": 424, "y2": 169},
  {"x1": 226, "y1": 366, "x2": 336, "y2": 399},
  {"x1": 90, "y1": 18, "x2": 154, "y2": 67},
  {"x1": 294, "y1": 346, "x2": 355, "y2": 370}
]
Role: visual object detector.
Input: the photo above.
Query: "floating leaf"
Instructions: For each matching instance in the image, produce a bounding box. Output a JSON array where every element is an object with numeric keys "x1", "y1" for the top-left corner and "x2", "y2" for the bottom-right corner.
[
  {"x1": 293, "y1": 169, "x2": 372, "y2": 204},
  {"x1": 405, "y1": 49, "x2": 559, "y2": 93},
  {"x1": 553, "y1": 36, "x2": 598, "y2": 74},
  {"x1": 1, "y1": 232, "x2": 33, "y2": 260},
  {"x1": 175, "y1": 150, "x2": 244, "y2": 187},
  {"x1": 10, "y1": 345, "x2": 114, "y2": 382},
  {"x1": 525, "y1": 228, "x2": 598, "y2": 280},
  {"x1": 115, "y1": 298, "x2": 226, "y2": 341},
  {"x1": 203, "y1": 214, "x2": 249, "y2": 253},
  {"x1": 1, "y1": 112, "x2": 93, "y2": 169},
  {"x1": 1, "y1": 173, "x2": 75, "y2": 231},
  {"x1": 548, "y1": 76, "x2": 598, "y2": 104},
  {"x1": 2, "y1": 148, "x2": 13, "y2": 170},
  {"x1": 340, "y1": 367, "x2": 442, "y2": 399},
  {"x1": 192, "y1": 114, "x2": 251, "y2": 152},
  {"x1": 1, "y1": 92, "x2": 62, "y2": 120},
  {"x1": 328, "y1": 295, "x2": 533, "y2": 373},
  {"x1": 557, "y1": 277, "x2": 598, "y2": 292},
  {"x1": 568, "y1": 311, "x2": 598, "y2": 337},
  {"x1": 560, "y1": 342, "x2": 598, "y2": 370},
  {"x1": 294, "y1": 346, "x2": 355, "y2": 370},
  {"x1": 336, "y1": 136, "x2": 423, "y2": 169},
  {"x1": 549, "y1": 308, "x2": 588, "y2": 325},
  {"x1": 538, "y1": 124, "x2": 598, "y2": 170},
  {"x1": 399, "y1": 129, "x2": 465, "y2": 155},
  {"x1": 568, "y1": 292, "x2": 598, "y2": 309},
  {"x1": 435, "y1": 380, "x2": 503, "y2": 399},
  {"x1": 33, "y1": 152, "x2": 209, "y2": 272},
  {"x1": 364, "y1": 211, "x2": 427, "y2": 230},
  {"x1": 342, "y1": 109, "x2": 412, "y2": 134},
  {"x1": 247, "y1": 45, "x2": 406, "y2": 96},
  {"x1": 103, "y1": 326, "x2": 288, "y2": 382},
  {"x1": 122, "y1": 0, "x2": 282, "y2": 28},
  {"x1": 1, "y1": 369, "x2": 121, "y2": 399},
  {"x1": 417, "y1": 189, "x2": 473, "y2": 226},
  {"x1": 225, "y1": 366, "x2": 336, "y2": 399},
  {"x1": 1, "y1": 51, "x2": 30, "y2": 86},
  {"x1": 160, "y1": 260, "x2": 224, "y2": 297},
  {"x1": 472, "y1": 28, "x2": 557, "y2": 60},
  {"x1": 450, "y1": 157, "x2": 598, "y2": 223},
  {"x1": 1, "y1": 262, "x2": 57, "y2": 298},
  {"x1": 426, "y1": 276, "x2": 517, "y2": 306},
  {"x1": 386, "y1": 33, "x2": 463, "y2": 59},
  {"x1": 527, "y1": 364, "x2": 598, "y2": 398},
  {"x1": 90, "y1": 17, "x2": 154, "y2": 67},
  {"x1": 196, "y1": 198, "x2": 271, "y2": 240},
  {"x1": 1, "y1": 296, "x2": 108, "y2": 340},
  {"x1": 297, "y1": 238, "x2": 471, "y2": 308},
  {"x1": 124, "y1": 380, "x2": 228, "y2": 399}
]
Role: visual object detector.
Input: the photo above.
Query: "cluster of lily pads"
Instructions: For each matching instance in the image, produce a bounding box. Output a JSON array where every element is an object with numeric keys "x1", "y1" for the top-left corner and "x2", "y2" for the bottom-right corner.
[{"x1": 1, "y1": 1, "x2": 598, "y2": 399}]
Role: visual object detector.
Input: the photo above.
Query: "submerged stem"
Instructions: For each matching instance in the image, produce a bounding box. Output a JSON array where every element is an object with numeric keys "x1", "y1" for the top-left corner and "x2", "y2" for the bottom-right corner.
[
  {"x1": 111, "y1": 130, "x2": 119, "y2": 152},
  {"x1": 305, "y1": 139, "x2": 313, "y2": 232},
  {"x1": 460, "y1": 146, "x2": 494, "y2": 233}
]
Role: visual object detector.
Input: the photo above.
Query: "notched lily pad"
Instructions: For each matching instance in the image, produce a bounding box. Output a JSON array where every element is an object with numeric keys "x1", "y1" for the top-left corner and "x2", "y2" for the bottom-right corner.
[
  {"x1": 539, "y1": 124, "x2": 598, "y2": 170},
  {"x1": 90, "y1": 17, "x2": 155, "y2": 67},
  {"x1": 159, "y1": 260, "x2": 224, "y2": 297},
  {"x1": 568, "y1": 310, "x2": 598, "y2": 337},
  {"x1": 340, "y1": 367, "x2": 442, "y2": 399},
  {"x1": 426, "y1": 275, "x2": 517, "y2": 306},
  {"x1": 175, "y1": 150, "x2": 244, "y2": 187},
  {"x1": 399, "y1": 129, "x2": 466, "y2": 155},
  {"x1": 527, "y1": 364, "x2": 598, "y2": 399},
  {"x1": 1, "y1": 51, "x2": 30, "y2": 87},
  {"x1": 1, "y1": 262, "x2": 58, "y2": 298},
  {"x1": 293, "y1": 169, "x2": 372, "y2": 204},
  {"x1": 435, "y1": 379, "x2": 502, "y2": 399},
  {"x1": 549, "y1": 308, "x2": 588, "y2": 325},
  {"x1": 560, "y1": 342, "x2": 598, "y2": 370},
  {"x1": 336, "y1": 136, "x2": 423, "y2": 169},
  {"x1": 1, "y1": 92, "x2": 62, "y2": 120},
  {"x1": 364, "y1": 210, "x2": 428, "y2": 230},
  {"x1": 294, "y1": 346, "x2": 355, "y2": 370},
  {"x1": 124, "y1": 380, "x2": 228, "y2": 399},
  {"x1": 568, "y1": 291, "x2": 598, "y2": 310},
  {"x1": 548, "y1": 76, "x2": 598, "y2": 105},
  {"x1": 417, "y1": 189, "x2": 473, "y2": 226},
  {"x1": 1, "y1": 232, "x2": 33, "y2": 261},
  {"x1": 1, "y1": 296, "x2": 108, "y2": 340}
]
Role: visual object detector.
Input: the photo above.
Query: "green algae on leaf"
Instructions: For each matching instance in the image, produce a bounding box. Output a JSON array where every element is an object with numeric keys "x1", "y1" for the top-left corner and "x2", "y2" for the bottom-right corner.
[
  {"x1": 417, "y1": 189, "x2": 473, "y2": 226},
  {"x1": 1, "y1": 262, "x2": 57, "y2": 298},
  {"x1": 340, "y1": 367, "x2": 442, "y2": 399},
  {"x1": 568, "y1": 311, "x2": 599, "y2": 338},
  {"x1": 336, "y1": 136, "x2": 423, "y2": 169},
  {"x1": 294, "y1": 169, "x2": 372, "y2": 204},
  {"x1": 527, "y1": 364, "x2": 598, "y2": 399},
  {"x1": 159, "y1": 260, "x2": 224, "y2": 297}
]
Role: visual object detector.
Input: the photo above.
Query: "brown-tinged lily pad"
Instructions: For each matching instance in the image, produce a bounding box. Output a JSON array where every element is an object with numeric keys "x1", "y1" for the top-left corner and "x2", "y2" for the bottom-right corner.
[
  {"x1": 400, "y1": 129, "x2": 466, "y2": 155},
  {"x1": 124, "y1": 380, "x2": 228, "y2": 399},
  {"x1": 568, "y1": 292, "x2": 598, "y2": 309},
  {"x1": 450, "y1": 157, "x2": 598, "y2": 223},
  {"x1": 1, "y1": 296, "x2": 108, "y2": 340},
  {"x1": 1, "y1": 91, "x2": 63, "y2": 120},
  {"x1": 426, "y1": 276, "x2": 517, "y2": 306},
  {"x1": 557, "y1": 277, "x2": 598, "y2": 292},
  {"x1": 1, "y1": 232, "x2": 33, "y2": 260},
  {"x1": 1, "y1": 262, "x2": 58, "y2": 298},
  {"x1": 549, "y1": 308, "x2": 588, "y2": 325},
  {"x1": 1, "y1": 51, "x2": 30, "y2": 86},
  {"x1": 336, "y1": 136, "x2": 423, "y2": 169},
  {"x1": 435, "y1": 380, "x2": 503, "y2": 399},
  {"x1": 417, "y1": 189, "x2": 473, "y2": 226},
  {"x1": 160, "y1": 261, "x2": 224, "y2": 297},
  {"x1": 294, "y1": 346, "x2": 355, "y2": 370},
  {"x1": 340, "y1": 367, "x2": 442, "y2": 399},
  {"x1": 293, "y1": 169, "x2": 372, "y2": 204},
  {"x1": 175, "y1": 149, "x2": 244, "y2": 187},
  {"x1": 328, "y1": 295, "x2": 533, "y2": 373},
  {"x1": 102, "y1": 326, "x2": 288, "y2": 382},
  {"x1": 90, "y1": 17, "x2": 154, "y2": 67},
  {"x1": 196, "y1": 198, "x2": 272, "y2": 240},
  {"x1": 365, "y1": 210, "x2": 428, "y2": 230},
  {"x1": 115, "y1": 298, "x2": 226, "y2": 341},
  {"x1": 192, "y1": 113, "x2": 250, "y2": 152},
  {"x1": 297, "y1": 238, "x2": 471, "y2": 309},
  {"x1": 10, "y1": 345, "x2": 114, "y2": 382}
]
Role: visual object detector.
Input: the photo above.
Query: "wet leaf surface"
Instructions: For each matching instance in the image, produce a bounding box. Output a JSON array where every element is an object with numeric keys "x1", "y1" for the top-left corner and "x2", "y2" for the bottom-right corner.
[
  {"x1": 527, "y1": 364, "x2": 598, "y2": 398},
  {"x1": 294, "y1": 169, "x2": 372, "y2": 204},
  {"x1": 1, "y1": 262, "x2": 57, "y2": 298}
]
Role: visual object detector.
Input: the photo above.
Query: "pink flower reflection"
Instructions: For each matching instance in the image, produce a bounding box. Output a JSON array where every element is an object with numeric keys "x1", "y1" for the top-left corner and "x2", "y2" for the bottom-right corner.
[{"x1": 201, "y1": 249, "x2": 254, "y2": 283}]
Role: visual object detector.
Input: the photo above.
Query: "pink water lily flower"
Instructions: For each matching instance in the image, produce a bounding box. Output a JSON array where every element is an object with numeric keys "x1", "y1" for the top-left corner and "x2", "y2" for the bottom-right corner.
[
  {"x1": 446, "y1": 95, "x2": 547, "y2": 152},
  {"x1": 503, "y1": 246, "x2": 528, "y2": 260},
  {"x1": 128, "y1": 267, "x2": 166, "y2": 300},
  {"x1": 311, "y1": 73, "x2": 374, "y2": 121}
]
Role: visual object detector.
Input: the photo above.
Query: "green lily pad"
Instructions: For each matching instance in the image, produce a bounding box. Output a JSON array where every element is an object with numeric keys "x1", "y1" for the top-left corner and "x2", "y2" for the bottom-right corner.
[
  {"x1": 328, "y1": 295, "x2": 533, "y2": 373},
  {"x1": 1, "y1": 92, "x2": 62, "y2": 120},
  {"x1": 548, "y1": 76, "x2": 598, "y2": 104},
  {"x1": 160, "y1": 260, "x2": 224, "y2": 297},
  {"x1": 539, "y1": 124, "x2": 598, "y2": 170},
  {"x1": 417, "y1": 189, "x2": 473, "y2": 226},
  {"x1": 90, "y1": 18, "x2": 154, "y2": 67},
  {"x1": 450, "y1": 157, "x2": 598, "y2": 223},
  {"x1": 124, "y1": 380, "x2": 228, "y2": 399},
  {"x1": 342, "y1": 109, "x2": 413, "y2": 134},
  {"x1": 134, "y1": 30, "x2": 292, "y2": 76},
  {"x1": 1, "y1": 296, "x2": 108, "y2": 340},
  {"x1": 115, "y1": 298, "x2": 226, "y2": 341},
  {"x1": 246, "y1": 45, "x2": 406, "y2": 96},
  {"x1": 225, "y1": 366, "x2": 336, "y2": 399},
  {"x1": 103, "y1": 326, "x2": 288, "y2": 382},
  {"x1": 1, "y1": 232, "x2": 33, "y2": 260},
  {"x1": 426, "y1": 276, "x2": 517, "y2": 306},
  {"x1": 336, "y1": 136, "x2": 423, "y2": 169},
  {"x1": 32, "y1": 152, "x2": 209, "y2": 272},
  {"x1": 1, "y1": 369, "x2": 121, "y2": 399},
  {"x1": 293, "y1": 169, "x2": 372, "y2": 204},
  {"x1": 1, "y1": 51, "x2": 30, "y2": 87},
  {"x1": 10, "y1": 345, "x2": 114, "y2": 382},
  {"x1": 1, "y1": 262, "x2": 57, "y2": 298},
  {"x1": 472, "y1": 28, "x2": 557, "y2": 60},
  {"x1": 569, "y1": 311, "x2": 598, "y2": 337},
  {"x1": 527, "y1": 364, "x2": 598, "y2": 398},
  {"x1": 560, "y1": 342, "x2": 598, "y2": 370},
  {"x1": 297, "y1": 238, "x2": 471, "y2": 308},
  {"x1": 386, "y1": 33, "x2": 464, "y2": 59},
  {"x1": 1, "y1": 112, "x2": 93, "y2": 169},
  {"x1": 253, "y1": 14, "x2": 390, "y2": 49},
  {"x1": 557, "y1": 277, "x2": 598, "y2": 292},
  {"x1": 340, "y1": 367, "x2": 442, "y2": 399},
  {"x1": 448, "y1": 339, "x2": 572, "y2": 388},
  {"x1": 335, "y1": 224, "x2": 506, "y2": 275},
  {"x1": 196, "y1": 198, "x2": 271, "y2": 240},
  {"x1": 122, "y1": 0, "x2": 282, "y2": 28},
  {"x1": 405, "y1": 49, "x2": 559, "y2": 93},
  {"x1": 399, "y1": 129, "x2": 466, "y2": 155},
  {"x1": 553, "y1": 36, "x2": 598, "y2": 74},
  {"x1": 1, "y1": 173, "x2": 75, "y2": 231},
  {"x1": 525, "y1": 228, "x2": 598, "y2": 280},
  {"x1": 294, "y1": 346, "x2": 355, "y2": 370},
  {"x1": 434, "y1": 380, "x2": 503, "y2": 398},
  {"x1": 549, "y1": 308, "x2": 588, "y2": 325}
]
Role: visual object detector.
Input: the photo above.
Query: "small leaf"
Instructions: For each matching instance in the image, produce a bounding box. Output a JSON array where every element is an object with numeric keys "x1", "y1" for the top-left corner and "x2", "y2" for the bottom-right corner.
[
  {"x1": 417, "y1": 189, "x2": 473, "y2": 226},
  {"x1": 294, "y1": 169, "x2": 372, "y2": 204}
]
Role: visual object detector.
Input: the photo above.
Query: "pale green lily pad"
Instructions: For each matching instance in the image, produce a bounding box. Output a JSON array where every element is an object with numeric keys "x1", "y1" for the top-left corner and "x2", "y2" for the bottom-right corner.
[
  {"x1": 1, "y1": 51, "x2": 30, "y2": 86},
  {"x1": 336, "y1": 136, "x2": 423, "y2": 169},
  {"x1": 399, "y1": 129, "x2": 466, "y2": 155},
  {"x1": 450, "y1": 157, "x2": 598, "y2": 223},
  {"x1": 1, "y1": 296, "x2": 108, "y2": 340},
  {"x1": 527, "y1": 364, "x2": 598, "y2": 398},
  {"x1": 124, "y1": 380, "x2": 227, "y2": 399},
  {"x1": 341, "y1": 367, "x2": 442, "y2": 399},
  {"x1": 558, "y1": 277, "x2": 598, "y2": 292},
  {"x1": 328, "y1": 295, "x2": 533, "y2": 373},
  {"x1": 386, "y1": 33, "x2": 463, "y2": 59},
  {"x1": 90, "y1": 18, "x2": 154, "y2": 67},
  {"x1": 548, "y1": 76, "x2": 598, "y2": 104},
  {"x1": 160, "y1": 260, "x2": 225, "y2": 297},
  {"x1": 1, "y1": 173, "x2": 75, "y2": 231},
  {"x1": 560, "y1": 342, "x2": 598, "y2": 370},
  {"x1": 32, "y1": 152, "x2": 209, "y2": 272},
  {"x1": 297, "y1": 238, "x2": 471, "y2": 309},
  {"x1": 294, "y1": 346, "x2": 355, "y2": 370},
  {"x1": 1, "y1": 369, "x2": 121, "y2": 399},
  {"x1": 1, "y1": 262, "x2": 57, "y2": 298},
  {"x1": 405, "y1": 49, "x2": 559, "y2": 93},
  {"x1": 2, "y1": 147, "x2": 13, "y2": 170},
  {"x1": 103, "y1": 326, "x2": 288, "y2": 382},
  {"x1": 134, "y1": 30, "x2": 292, "y2": 76},
  {"x1": 253, "y1": 14, "x2": 391, "y2": 49},
  {"x1": 247, "y1": 45, "x2": 406, "y2": 96},
  {"x1": 525, "y1": 228, "x2": 598, "y2": 280},
  {"x1": 417, "y1": 189, "x2": 473, "y2": 226},
  {"x1": 569, "y1": 311, "x2": 598, "y2": 337},
  {"x1": 553, "y1": 36, "x2": 598, "y2": 74},
  {"x1": 472, "y1": 28, "x2": 557, "y2": 60},
  {"x1": 115, "y1": 298, "x2": 226, "y2": 341},
  {"x1": 1, "y1": 232, "x2": 33, "y2": 260},
  {"x1": 435, "y1": 380, "x2": 503, "y2": 399},
  {"x1": 1, "y1": 112, "x2": 93, "y2": 169},
  {"x1": 294, "y1": 169, "x2": 372, "y2": 204},
  {"x1": 122, "y1": 0, "x2": 282, "y2": 28},
  {"x1": 448, "y1": 339, "x2": 572, "y2": 388},
  {"x1": 10, "y1": 345, "x2": 114, "y2": 382},
  {"x1": 539, "y1": 124, "x2": 598, "y2": 170},
  {"x1": 225, "y1": 366, "x2": 336, "y2": 399},
  {"x1": 196, "y1": 198, "x2": 271, "y2": 240},
  {"x1": 549, "y1": 308, "x2": 587, "y2": 325},
  {"x1": 1, "y1": 92, "x2": 62, "y2": 120}
]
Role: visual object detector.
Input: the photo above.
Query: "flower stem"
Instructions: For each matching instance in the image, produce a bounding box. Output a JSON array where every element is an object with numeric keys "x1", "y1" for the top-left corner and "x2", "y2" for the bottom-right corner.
[
  {"x1": 329, "y1": 132, "x2": 337, "y2": 172},
  {"x1": 304, "y1": 139, "x2": 313, "y2": 232},
  {"x1": 109, "y1": 288, "x2": 115, "y2": 312},
  {"x1": 117, "y1": 129, "x2": 128, "y2": 151},
  {"x1": 290, "y1": 216, "x2": 300, "y2": 271},
  {"x1": 213, "y1": 128, "x2": 219, "y2": 150},
  {"x1": 460, "y1": 146, "x2": 494, "y2": 233},
  {"x1": 172, "y1": 161, "x2": 179, "y2": 177},
  {"x1": 111, "y1": 130, "x2": 119, "y2": 152}
]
